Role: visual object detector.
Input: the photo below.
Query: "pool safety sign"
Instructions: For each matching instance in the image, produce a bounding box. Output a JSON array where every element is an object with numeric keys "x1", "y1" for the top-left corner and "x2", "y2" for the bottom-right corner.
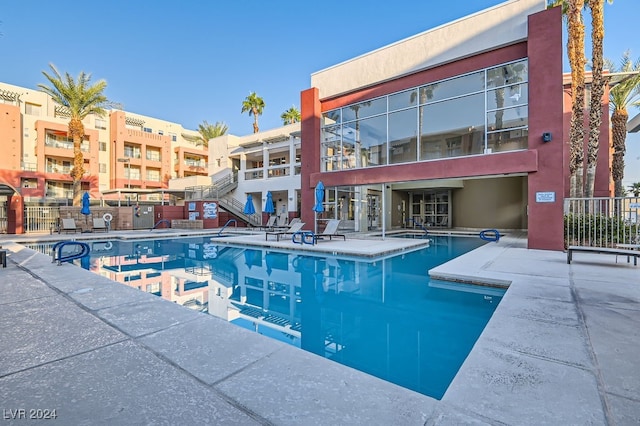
[{"x1": 535, "y1": 191, "x2": 555, "y2": 203}]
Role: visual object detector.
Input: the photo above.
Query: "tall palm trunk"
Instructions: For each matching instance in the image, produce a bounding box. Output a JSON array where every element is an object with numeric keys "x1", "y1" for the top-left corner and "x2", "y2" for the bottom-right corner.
[
  {"x1": 252, "y1": 107, "x2": 260, "y2": 133},
  {"x1": 69, "y1": 118, "x2": 85, "y2": 206},
  {"x1": 568, "y1": 0, "x2": 586, "y2": 198},
  {"x1": 611, "y1": 109, "x2": 627, "y2": 197},
  {"x1": 585, "y1": 0, "x2": 605, "y2": 198}
]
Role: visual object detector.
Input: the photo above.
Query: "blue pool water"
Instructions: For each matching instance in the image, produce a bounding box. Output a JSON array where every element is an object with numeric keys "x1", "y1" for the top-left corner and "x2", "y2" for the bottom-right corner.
[{"x1": 30, "y1": 235, "x2": 503, "y2": 399}]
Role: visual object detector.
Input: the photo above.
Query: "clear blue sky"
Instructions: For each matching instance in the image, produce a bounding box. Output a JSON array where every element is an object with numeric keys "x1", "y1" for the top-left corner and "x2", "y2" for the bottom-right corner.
[{"x1": 1, "y1": 0, "x2": 639, "y2": 186}]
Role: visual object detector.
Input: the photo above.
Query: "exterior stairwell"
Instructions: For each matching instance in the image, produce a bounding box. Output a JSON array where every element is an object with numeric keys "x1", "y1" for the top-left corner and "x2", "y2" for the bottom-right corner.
[{"x1": 185, "y1": 173, "x2": 261, "y2": 227}]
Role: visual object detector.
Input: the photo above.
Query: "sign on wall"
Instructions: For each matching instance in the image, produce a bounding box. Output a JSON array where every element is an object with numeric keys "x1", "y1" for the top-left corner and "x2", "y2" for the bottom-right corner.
[
  {"x1": 203, "y1": 202, "x2": 218, "y2": 219},
  {"x1": 535, "y1": 192, "x2": 556, "y2": 203}
]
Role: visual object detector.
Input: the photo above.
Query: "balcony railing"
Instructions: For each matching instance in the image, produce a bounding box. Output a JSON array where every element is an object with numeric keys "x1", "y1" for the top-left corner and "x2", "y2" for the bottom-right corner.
[
  {"x1": 21, "y1": 162, "x2": 37, "y2": 172},
  {"x1": 46, "y1": 189, "x2": 73, "y2": 199},
  {"x1": 45, "y1": 136, "x2": 89, "y2": 152},
  {"x1": 267, "y1": 166, "x2": 290, "y2": 178},
  {"x1": 244, "y1": 169, "x2": 264, "y2": 180},
  {"x1": 46, "y1": 165, "x2": 71, "y2": 174}
]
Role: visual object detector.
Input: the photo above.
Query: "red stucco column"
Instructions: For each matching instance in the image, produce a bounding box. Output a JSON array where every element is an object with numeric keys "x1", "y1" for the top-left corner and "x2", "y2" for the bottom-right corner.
[
  {"x1": 7, "y1": 194, "x2": 24, "y2": 234},
  {"x1": 300, "y1": 88, "x2": 321, "y2": 227},
  {"x1": 527, "y1": 6, "x2": 565, "y2": 250}
]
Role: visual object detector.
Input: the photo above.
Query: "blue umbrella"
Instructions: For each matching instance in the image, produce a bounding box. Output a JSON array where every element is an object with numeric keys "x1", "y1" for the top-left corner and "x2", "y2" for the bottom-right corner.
[
  {"x1": 81, "y1": 192, "x2": 91, "y2": 215},
  {"x1": 312, "y1": 182, "x2": 325, "y2": 233},
  {"x1": 243, "y1": 194, "x2": 256, "y2": 215},
  {"x1": 264, "y1": 191, "x2": 275, "y2": 214},
  {"x1": 312, "y1": 182, "x2": 324, "y2": 213}
]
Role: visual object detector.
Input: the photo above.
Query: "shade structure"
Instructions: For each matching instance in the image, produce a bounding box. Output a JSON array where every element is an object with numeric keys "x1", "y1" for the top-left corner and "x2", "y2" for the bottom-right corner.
[
  {"x1": 264, "y1": 191, "x2": 275, "y2": 214},
  {"x1": 312, "y1": 182, "x2": 324, "y2": 213},
  {"x1": 81, "y1": 192, "x2": 91, "y2": 215},
  {"x1": 243, "y1": 194, "x2": 256, "y2": 215}
]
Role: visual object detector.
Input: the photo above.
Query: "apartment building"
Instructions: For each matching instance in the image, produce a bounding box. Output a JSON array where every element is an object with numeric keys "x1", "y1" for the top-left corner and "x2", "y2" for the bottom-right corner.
[
  {"x1": 207, "y1": 123, "x2": 302, "y2": 225},
  {"x1": 299, "y1": 0, "x2": 612, "y2": 251},
  {"x1": 0, "y1": 81, "x2": 208, "y2": 229}
]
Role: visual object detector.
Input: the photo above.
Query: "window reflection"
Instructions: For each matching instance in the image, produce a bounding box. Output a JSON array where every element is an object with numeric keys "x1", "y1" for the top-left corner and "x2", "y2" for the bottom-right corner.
[
  {"x1": 389, "y1": 108, "x2": 418, "y2": 164},
  {"x1": 319, "y1": 59, "x2": 529, "y2": 172},
  {"x1": 389, "y1": 89, "x2": 417, "y2": 111},
  {"x1": 487, "y1": 128, "x2": 528, "y2": 153},
  {"x1": 342, "y1": 98, "x2": 386, "y2": 122},
  {"x1": 487, "y1": 60, "x2": 528, "y2": 88},
  {"x1": 487, "y1": 106, "x2": 528, "y2": 132},
  {"x1": 420, "y1": 93, "x2": 485, "y2": 160},
  {"x1": 487, "y1": 84, "x2": 528, "y2": 110},
  {"x1": 323, "y1": 110, "x2": 341, "y2": 126},
  {"x1": 354, "y1": 116, "x2": 387, "y2": 167},
  {"x1": 421, "y1": 71, "x2": 484, "y2": 104}
]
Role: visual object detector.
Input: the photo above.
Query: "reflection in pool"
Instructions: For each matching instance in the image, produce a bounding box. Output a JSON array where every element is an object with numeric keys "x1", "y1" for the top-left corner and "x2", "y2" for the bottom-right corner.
[{"x1": 31, "y1": 235, "x2": 503, "y2": 399}]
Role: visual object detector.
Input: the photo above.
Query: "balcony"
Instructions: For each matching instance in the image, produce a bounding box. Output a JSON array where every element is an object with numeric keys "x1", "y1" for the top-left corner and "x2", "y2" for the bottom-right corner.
[
  {"x1": 46, "y1": 165, "x2": 71, "y2": 174},
  {"x1": 45, "y1": 135, "x2": 89, "y2": 152},
  {"x1": 267, "y1": 165, "x2": 290, "y2": 178},
  {"x1": 244, "y1": 169, "x2": 264, "y2": 181},
  {"x1": 21, "y1": 162, "x2": 37, "y2": 172},
  {"x1": 46, "y1": 189, "x2": 73, "y2": 199}
]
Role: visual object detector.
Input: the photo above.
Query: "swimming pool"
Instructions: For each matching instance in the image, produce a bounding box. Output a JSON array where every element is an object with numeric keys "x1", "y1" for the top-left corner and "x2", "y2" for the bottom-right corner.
[{"x1": 30, "y1": 235, "x2": 502, "y2": 400}]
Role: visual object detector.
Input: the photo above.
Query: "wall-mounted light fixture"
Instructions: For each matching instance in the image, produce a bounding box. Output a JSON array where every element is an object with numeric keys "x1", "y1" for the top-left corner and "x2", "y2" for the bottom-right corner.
[{"x1": 542, "y1": 132, "x2": 552, "y2": 143}]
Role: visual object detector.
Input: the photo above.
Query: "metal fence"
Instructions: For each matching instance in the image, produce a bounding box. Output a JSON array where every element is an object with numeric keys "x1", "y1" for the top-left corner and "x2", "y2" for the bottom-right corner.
[
  {"x1": 0, "y1": 200, "x2": 7, "y2": 233},
  {"x1": 564, "y1": 197, "x2": 640, "y2": 248},
  {"x1": 24, "y1": 206, "x2": 60, "y2": 233}
]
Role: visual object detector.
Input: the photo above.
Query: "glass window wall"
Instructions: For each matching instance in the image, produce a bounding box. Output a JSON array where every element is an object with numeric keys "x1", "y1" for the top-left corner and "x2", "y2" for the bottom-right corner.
[{"x1": 320, "y1": 59, "x2": 529, "y2": 172}]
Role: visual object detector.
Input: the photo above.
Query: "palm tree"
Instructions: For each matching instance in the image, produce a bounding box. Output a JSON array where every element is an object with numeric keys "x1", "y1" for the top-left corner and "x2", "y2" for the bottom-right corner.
[
  {"x1": 566, "y1": 0, "x2": 587, "y2": 198},
  {"x1": 281, "y1": 106, "x2": 301, "y2": 125},
  {"x1": 241, "y1": 92, "x2": 265, "y2": 133},
  {"x1": 548, "y1": 0, "x2": 613, "y2": 197},
  {"x1": 584, "y1": 0, "x2": 611, "y2": 198},
  {"x1": 629, "y1": 182, "x2": 640, "y2": 197},
  {"x1": 197, "y1": 120, "x2": 228, "y2": 147},
  {"x1": 38, "y1": 64, "x2": 108, "y2": 206},
  {"x1": 606, "y1": 52, "x2": 640, "y2": 197}
]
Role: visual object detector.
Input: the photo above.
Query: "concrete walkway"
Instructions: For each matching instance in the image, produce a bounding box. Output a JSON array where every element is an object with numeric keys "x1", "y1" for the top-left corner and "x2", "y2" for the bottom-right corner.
[{"x1": 0, "y1": 232, "x2": 638, "y2": 425}]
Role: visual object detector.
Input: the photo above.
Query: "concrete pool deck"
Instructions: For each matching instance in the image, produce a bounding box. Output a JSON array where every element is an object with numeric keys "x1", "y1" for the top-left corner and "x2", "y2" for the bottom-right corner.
[{"x1": 1, "y1": 230, "x2": 638, "y2": 425}]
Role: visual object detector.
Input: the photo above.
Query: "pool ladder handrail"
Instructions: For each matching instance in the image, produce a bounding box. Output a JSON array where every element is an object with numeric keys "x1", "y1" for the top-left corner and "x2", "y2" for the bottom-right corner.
[
  {"x1": 152, "y1": 219, "x2": 171, "y2": 229},
  {"x1": 218, "y1": 219, "x2": 237, "y2": 236},
  {"x1": 51, "y1": 241, "x2": 91, "y2": 265},
  {"x1": 406, "y1": 218, "x2": 428, "y2": 236}
]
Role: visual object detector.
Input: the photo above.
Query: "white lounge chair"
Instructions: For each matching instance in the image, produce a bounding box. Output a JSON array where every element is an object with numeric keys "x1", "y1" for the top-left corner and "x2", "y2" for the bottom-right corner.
[
  {"x1": 310, "y1": 219, "x2": 346, "y2": 243},
  {"x1": 265, "y1": 222, "x2": 306, "y2": 241}
]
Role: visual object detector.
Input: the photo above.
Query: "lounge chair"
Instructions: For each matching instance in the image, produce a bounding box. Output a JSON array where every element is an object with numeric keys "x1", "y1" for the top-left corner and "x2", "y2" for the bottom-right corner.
[
  {"x1": 256, "y1": 216, "x2": 277, "y2": 231},
  {"x1": 60, "y1": 218, "x2": 81, "y2": 234},
  {"x1": 265, "y1": 222, "x2": 306, "y2": 241},
  {"x1": 308, "y1": 219, "x2": 346, "y2": 243},
  {"x1": 92, "y1": 218, "x2": 108, "y2": 232}
]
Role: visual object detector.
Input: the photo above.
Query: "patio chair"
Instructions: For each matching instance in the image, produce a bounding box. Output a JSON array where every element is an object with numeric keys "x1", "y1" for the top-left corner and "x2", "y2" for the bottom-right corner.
[
  {"x1": 92, "y1": 218, "x2": 108, "y2": 232},
  {"x1": 60, "y1": 218, "x2": 81, "y2": 234},
  {"x1": 309, "y1": 219, "x2": 346, "y2": 243},
  {"x1": 265, "y1": 222, "x2": 306, "y2": 241},
  {"x1": 256, "y1": 216, "x2": 277, "y2": 231}
]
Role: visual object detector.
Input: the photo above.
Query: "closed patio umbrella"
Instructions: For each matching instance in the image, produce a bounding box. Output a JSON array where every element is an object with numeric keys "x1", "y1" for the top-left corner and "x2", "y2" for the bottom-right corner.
[
  {"x1": 312, "y1": 181, "x2": 324, "y2": 233},
  {"x1": 243, "y1": 194, "x2": 256, "y2": 215},
  {"x1": 81, "y1": 192, "x2": 91, "y2": 215},
  {"x1": 264, "y1": 191, "x2": 275, "y2": 214}
]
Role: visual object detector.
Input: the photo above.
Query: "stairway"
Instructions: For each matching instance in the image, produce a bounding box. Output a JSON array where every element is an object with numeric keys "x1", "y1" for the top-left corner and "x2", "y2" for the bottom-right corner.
[{"x1": 185, "y1": 173, "x2": 261, "y2": 227}]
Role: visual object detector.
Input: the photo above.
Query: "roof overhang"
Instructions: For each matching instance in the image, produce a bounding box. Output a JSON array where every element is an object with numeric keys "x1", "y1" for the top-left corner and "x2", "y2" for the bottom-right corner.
[
  {"x1": 628, "y1": 113, "x2": 640, "y2": 133},
  {"x1": 101, "y1": 188, "x2": 194, "y2": 198},
  {"x1": 0, "y1": 183, "x2": 19, "y2": 196}
]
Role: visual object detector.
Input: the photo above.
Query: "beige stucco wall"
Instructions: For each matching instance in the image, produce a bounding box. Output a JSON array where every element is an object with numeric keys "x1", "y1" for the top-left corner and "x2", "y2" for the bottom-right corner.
[
  {"x1": 452, "y1": 176, "x2": 528, "y2": 230},
  {"x1": 310, "y1": 0, "x2": 546, "y2": 99}
]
